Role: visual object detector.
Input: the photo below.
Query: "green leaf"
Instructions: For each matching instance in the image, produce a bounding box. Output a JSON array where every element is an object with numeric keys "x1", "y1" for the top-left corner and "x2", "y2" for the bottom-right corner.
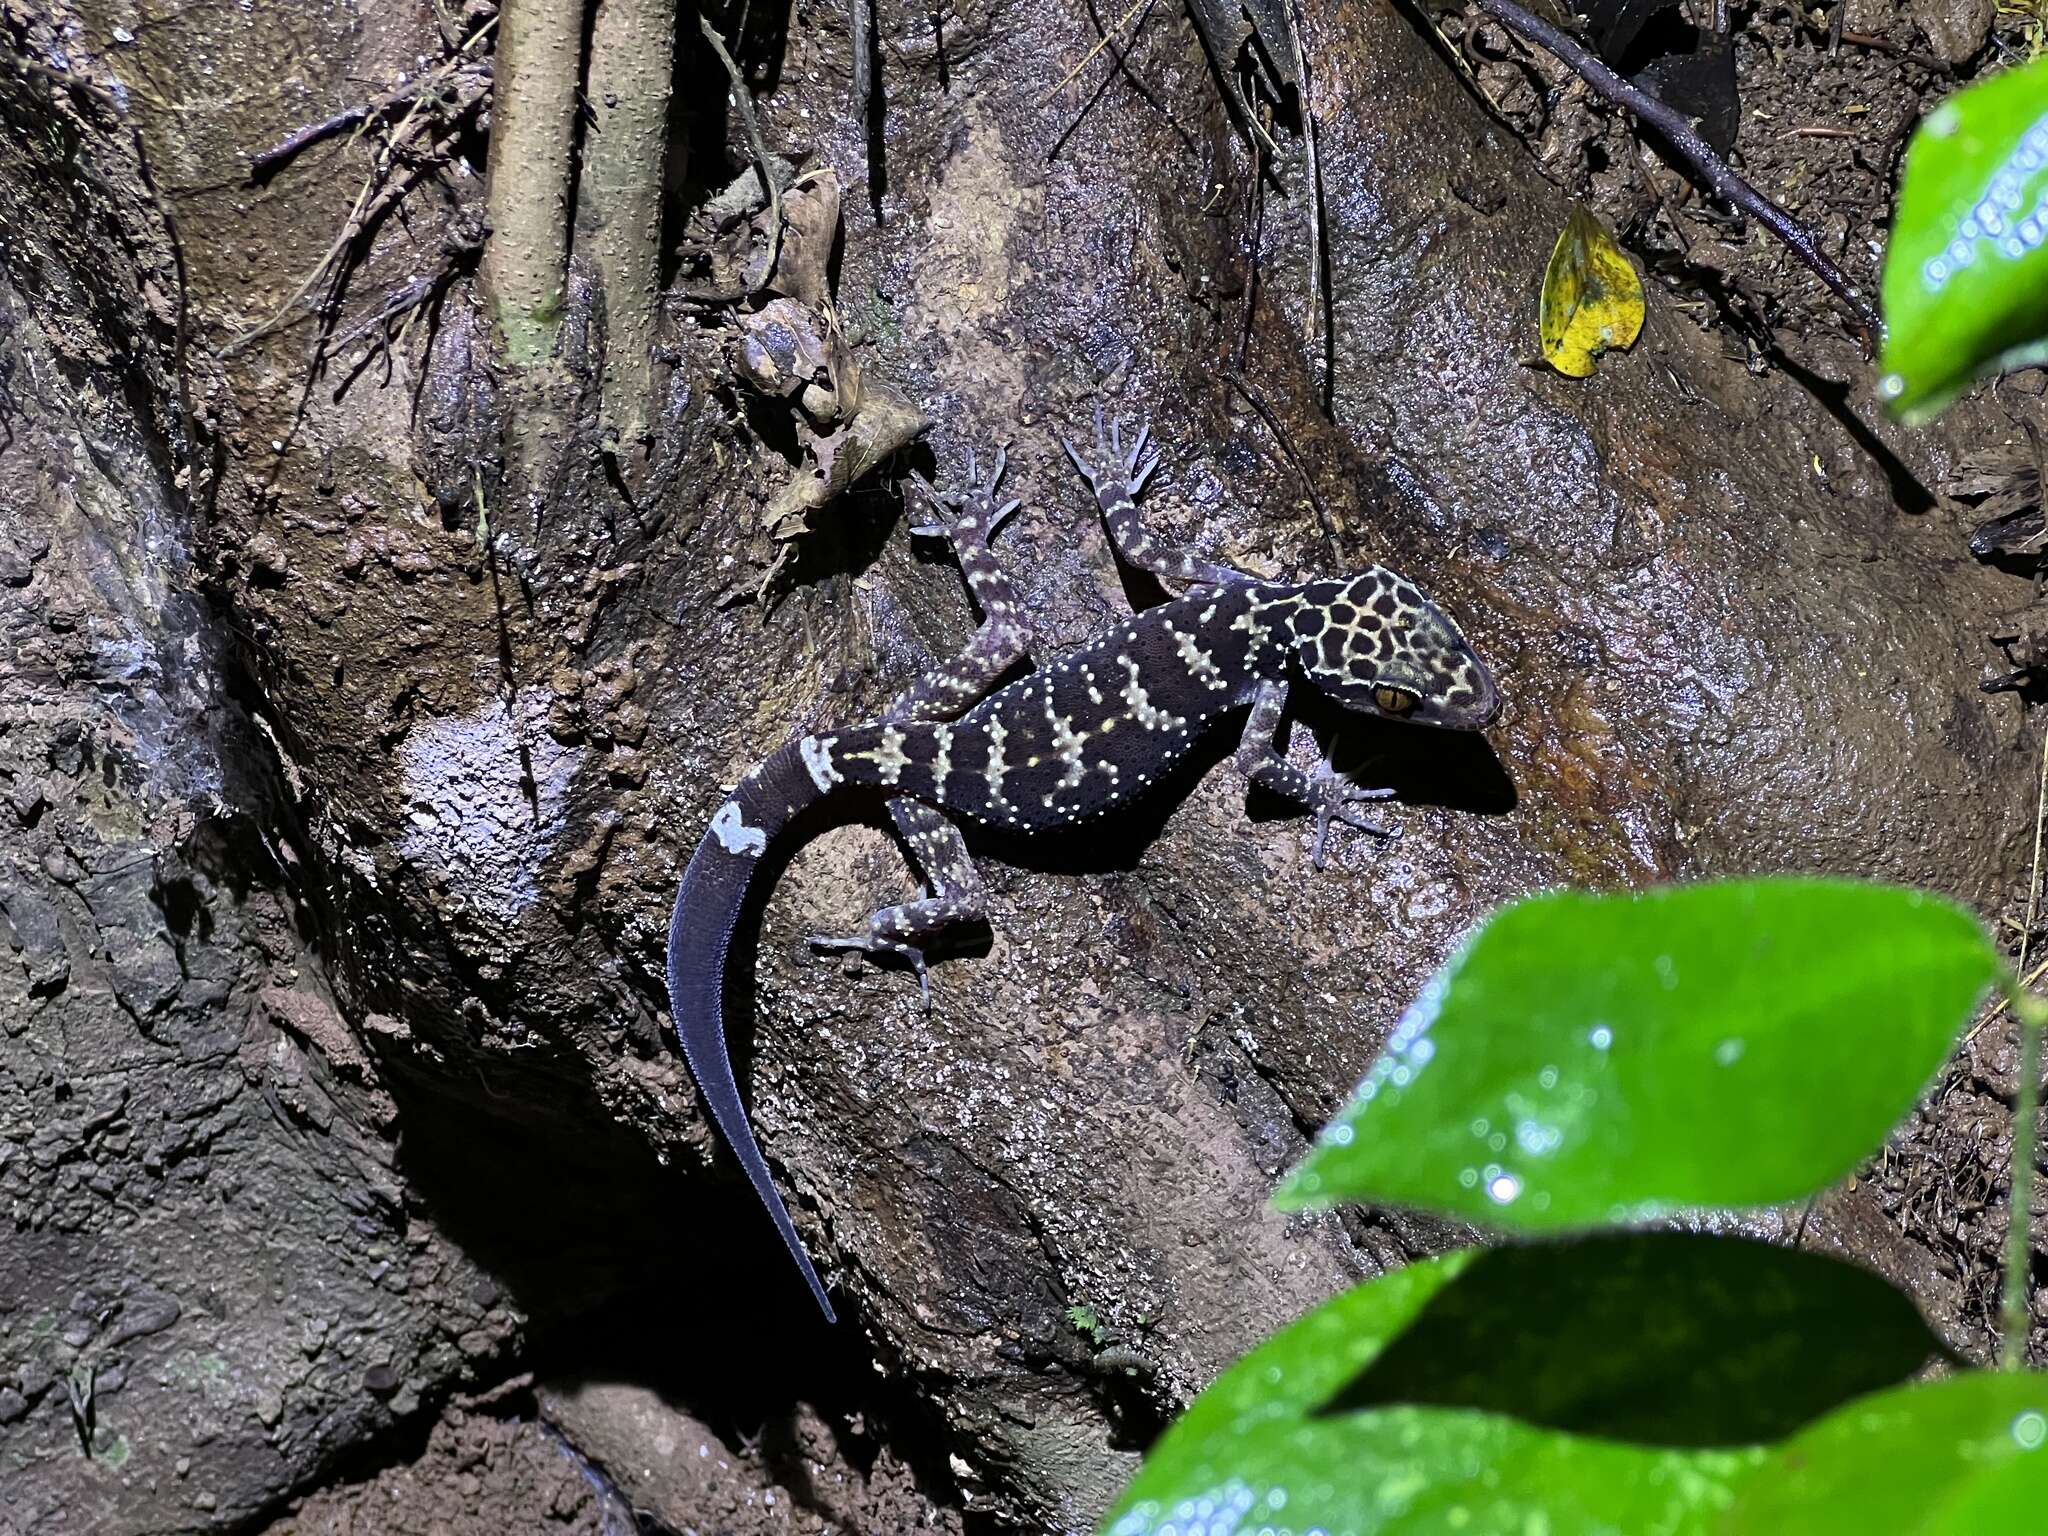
[
  {"x1": 1102, "y1": 1245, "x2": 1763, "y2": 1536},
  {"x1": 1276, "y1": 879, "x2": 1997, "y2": 1228},
  {"x1": 1722, "y1": 1371, "x2": 2048, "y2": 1533},
  {"x1": 1879, "y1": 57, "x2": 2048, "y2": 422},
  {"x1": 1324, "y1": 1233, "x2": 1945, "y2": 1446}
]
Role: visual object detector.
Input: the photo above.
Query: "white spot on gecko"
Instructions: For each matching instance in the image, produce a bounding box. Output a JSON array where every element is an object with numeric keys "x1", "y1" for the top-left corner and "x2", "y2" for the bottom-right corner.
[
  {"x1": 800, "y1": 734, "x2": 842, "y2": 791},
  {"x1": 710, "y1": 799, "x2": 767, "y2": 857},
  {"x1": 1118, "y1": 654, "x2": 1187, "y2": 731}
]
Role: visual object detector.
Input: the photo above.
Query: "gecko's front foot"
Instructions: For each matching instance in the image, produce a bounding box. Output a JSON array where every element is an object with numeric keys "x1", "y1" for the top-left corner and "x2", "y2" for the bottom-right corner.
[
  {"x1": 1309, "y1": 769, "x2": 1399, "y2": 871},
  {"x1": 908, "y1": 443, "x2": 1021, "y2": 552},
  {"x1": 1058, "y1": 407, "x2": 1160, "y2": 501}
]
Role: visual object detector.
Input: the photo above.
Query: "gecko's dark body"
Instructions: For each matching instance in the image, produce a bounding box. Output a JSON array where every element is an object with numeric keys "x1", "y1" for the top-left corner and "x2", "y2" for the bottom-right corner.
[{"x1": 667, "y1": 423, "x2": 1499, "y2": 1321}]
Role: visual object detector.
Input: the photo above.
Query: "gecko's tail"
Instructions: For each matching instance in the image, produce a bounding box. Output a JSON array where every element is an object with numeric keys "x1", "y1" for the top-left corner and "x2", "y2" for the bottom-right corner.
[{"x1": 665, "y1": 738, "x2": 838, "y2": 1322}]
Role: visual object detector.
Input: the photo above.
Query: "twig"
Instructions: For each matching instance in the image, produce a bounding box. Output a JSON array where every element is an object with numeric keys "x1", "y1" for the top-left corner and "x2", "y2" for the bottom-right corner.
[
  {"x1": 3, "y1": 51, "x2": 117, "y2": 109},
  {"x1": 330, "y1": 235, "x2": 481, "y2": 352},
  {"x1": 222, "y1": 27, "x2": 493, "y2": 357},
  {"x1": 2006, "y1": 990, "x2": 2046, "y2": 1363},
  {"x1": 1039, "y1": 0, "x2": 1153, "y2": 104},
  {"x1": 1236, "y1": 161, "x2": 1266, "y2": 375},
  {"x1": 248, "y1": 23, "x2": 496, "y2": 178},
  {"x1": 218, "y1": 83, "x2": 487, "y2": 357},
  {"x1": 2019, "y1": 731, "x2": 2047, "y2": 1014},
  {"x1": 1227, "y1": 372, "x2": 1338, "y2": 547},
  {"x1": 1074, "y1": 0, "x2": 1196, "y2": 159},
  {"x1": 250, "y1": 106, "x2": 374, "y2": 178},
  {"x1": 1472, "y1": 0, "x2": 1882, "y2": 345},
  {"x1": 1803, "y1": 20, "x2": 1954, "y2": 74},
  {"x1": 699, "y1": 16, "x2": 785, "y2": 294},
  {"x1": 1292, "y1": 0, "x2": 1331, "y2": 412}
]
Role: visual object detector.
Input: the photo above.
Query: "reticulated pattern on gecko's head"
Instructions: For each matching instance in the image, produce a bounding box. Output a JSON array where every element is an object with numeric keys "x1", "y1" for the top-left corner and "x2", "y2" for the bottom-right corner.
[{"x1": 1288, "y1": 570, "x2": 1500, "y2": 729}]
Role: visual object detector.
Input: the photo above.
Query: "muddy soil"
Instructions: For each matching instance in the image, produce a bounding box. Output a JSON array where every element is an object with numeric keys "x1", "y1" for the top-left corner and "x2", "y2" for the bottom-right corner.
[{"x1": 1, "y1": 0, "x2": 2044, "y2": 1529}]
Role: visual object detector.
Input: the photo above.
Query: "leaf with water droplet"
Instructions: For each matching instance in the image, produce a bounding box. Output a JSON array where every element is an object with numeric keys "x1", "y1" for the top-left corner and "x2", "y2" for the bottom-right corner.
[
  {"x1": 1275, "y1": 879, "x2": 1997, "y2": 1230},
  {"x1": 1879, "y1": 56, "x2": 2048, "y2": 422},
  {"x1": 1102, "y1": 1244, "x2": 1763, "y2": 1536},
  {"x1": 1723, "y1": 1371, "x2": 2048, "y2": 1532}
]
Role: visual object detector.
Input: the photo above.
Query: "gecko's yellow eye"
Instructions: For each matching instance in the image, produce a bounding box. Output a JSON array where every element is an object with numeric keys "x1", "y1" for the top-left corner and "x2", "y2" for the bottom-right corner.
[{"x1": 1373, "y1": 685, "x2": 1419, "y2": 716}]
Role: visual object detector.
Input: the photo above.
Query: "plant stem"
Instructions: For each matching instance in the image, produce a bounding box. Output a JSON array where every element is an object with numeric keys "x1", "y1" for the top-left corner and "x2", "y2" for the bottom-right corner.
[
  {"x1": 2004, "y1": 981, "x2": 2048, "y2": 1368},
  {"x1": 480, "y1": 0, "x2": 584, "y2": 366},
  {"x1": 584, "y1": 0, "x2": 677, "y2": 458}
]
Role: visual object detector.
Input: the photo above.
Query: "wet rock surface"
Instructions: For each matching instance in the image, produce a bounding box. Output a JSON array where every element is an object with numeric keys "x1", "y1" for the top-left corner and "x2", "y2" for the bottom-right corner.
[
  {"x1": 0, "y1": 140, "x2": 517, "y2": 1534},
  {"x1": 1, "y1": 0, "x2": 2043, "y2": 1530}
]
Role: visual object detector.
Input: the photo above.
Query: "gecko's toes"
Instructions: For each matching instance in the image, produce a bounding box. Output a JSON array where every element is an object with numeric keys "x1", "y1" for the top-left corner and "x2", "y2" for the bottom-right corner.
[
  {"x1": 1309, "y1": 790, "x2": 1401, "y2": 869},
  {"x1": 808, "y1": 933, "x2": 932, "y2": 999},
  {"x1": 1124, "y1": 420, "x2": 1152, "y2": 472}
]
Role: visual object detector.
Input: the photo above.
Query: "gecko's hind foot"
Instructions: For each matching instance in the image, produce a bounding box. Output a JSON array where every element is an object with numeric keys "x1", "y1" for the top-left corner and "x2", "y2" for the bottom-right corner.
[
  {"x1": 908, "y1": 444, "x2": 1021, "y2": 547},
  {"x1": 808, "y1": 932, "x2": 934, "y2": 1009},
  {"x1": 1310, "y1": 777, "x2": 1400, "y2": 870}
]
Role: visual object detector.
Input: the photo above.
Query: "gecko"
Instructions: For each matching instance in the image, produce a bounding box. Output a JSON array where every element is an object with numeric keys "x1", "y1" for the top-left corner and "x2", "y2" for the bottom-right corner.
[{"x1": 665, "y1": 417, "x2": 1500, "y2": 1321}]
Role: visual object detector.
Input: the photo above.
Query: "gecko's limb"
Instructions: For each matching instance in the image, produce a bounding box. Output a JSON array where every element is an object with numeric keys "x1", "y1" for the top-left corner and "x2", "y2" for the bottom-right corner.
[
  {"x1": 812, "y1": 447, "x2": 1026, "y2": 991},
  {"x1": 1234, "y1": 679, "x2": 1398, "y2": 869},
  {"x1": 809, "y1": 800, "x2": 987, "y2": 1006},
  {"x1": 883, "y1": 445, "x2": 1033, "y2": 725},
  {"x1": 1061, "y1": 409, "x2": 1244, "y2": 592}
]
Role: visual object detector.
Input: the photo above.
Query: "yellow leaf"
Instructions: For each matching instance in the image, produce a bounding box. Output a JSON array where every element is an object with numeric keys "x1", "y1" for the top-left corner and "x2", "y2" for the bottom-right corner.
[{"x1": 1539, "y1": 205, "x2": 1645, "y2": 378}]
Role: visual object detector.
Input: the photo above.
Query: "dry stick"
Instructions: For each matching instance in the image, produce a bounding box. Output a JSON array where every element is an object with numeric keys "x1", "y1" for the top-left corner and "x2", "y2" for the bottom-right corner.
[
  {"x1": 224, "y1": 26, "x2": 497, "y2": 356},
  {"x1": 2018, "y1": 729, "x2": 2047, "y2": 1030},
  {"x1": 1471, "y1": 0, "x2": 1882, "y2": 344},
  {"x1": 250, "y1": 105, "x2": 376, "y2": 177},
  {"x1": 248, "y1": 56, "x2": 491, "y2": 179},
  {"x1": 1074, "y1": 0, "x2": 1194, "y2": 159},
  {"x1": 2007, "y1": 732, "x2": 2048, "y2": 1367},
  {"x1": 1801, "y1": 21, "x2": 1954, "y2": 75},
  {"x1": 218, "y1": 87, "x2": 486, "y2": 357},
  {"x1": 1292, "y1": 0, "x2": 1331, "y2": 409},
  {"x1": 1227, "y1": 371, "x2": 1338, "y2": 546},
  {"x1": 700, "y1": 16, "x2": 785, "y2": 294},
  {"x1": 330, "y1": 235, "x2": 480, "y2": 352},
  {"x1": 1039, "y1": 0, "x2": 1153, "y2": 103},
  {"x1": 220, "y1": 166, "x2": 382, "y2": 357},
  {"x1": 1236, "y1": 160, "x2": 1267, "y2": 375}
]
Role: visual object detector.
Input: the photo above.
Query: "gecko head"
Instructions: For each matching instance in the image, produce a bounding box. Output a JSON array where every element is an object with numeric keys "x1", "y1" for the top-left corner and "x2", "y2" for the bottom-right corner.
[{"x1": 1290, "y1": 570, "x2": 1500, "y2": 730}]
